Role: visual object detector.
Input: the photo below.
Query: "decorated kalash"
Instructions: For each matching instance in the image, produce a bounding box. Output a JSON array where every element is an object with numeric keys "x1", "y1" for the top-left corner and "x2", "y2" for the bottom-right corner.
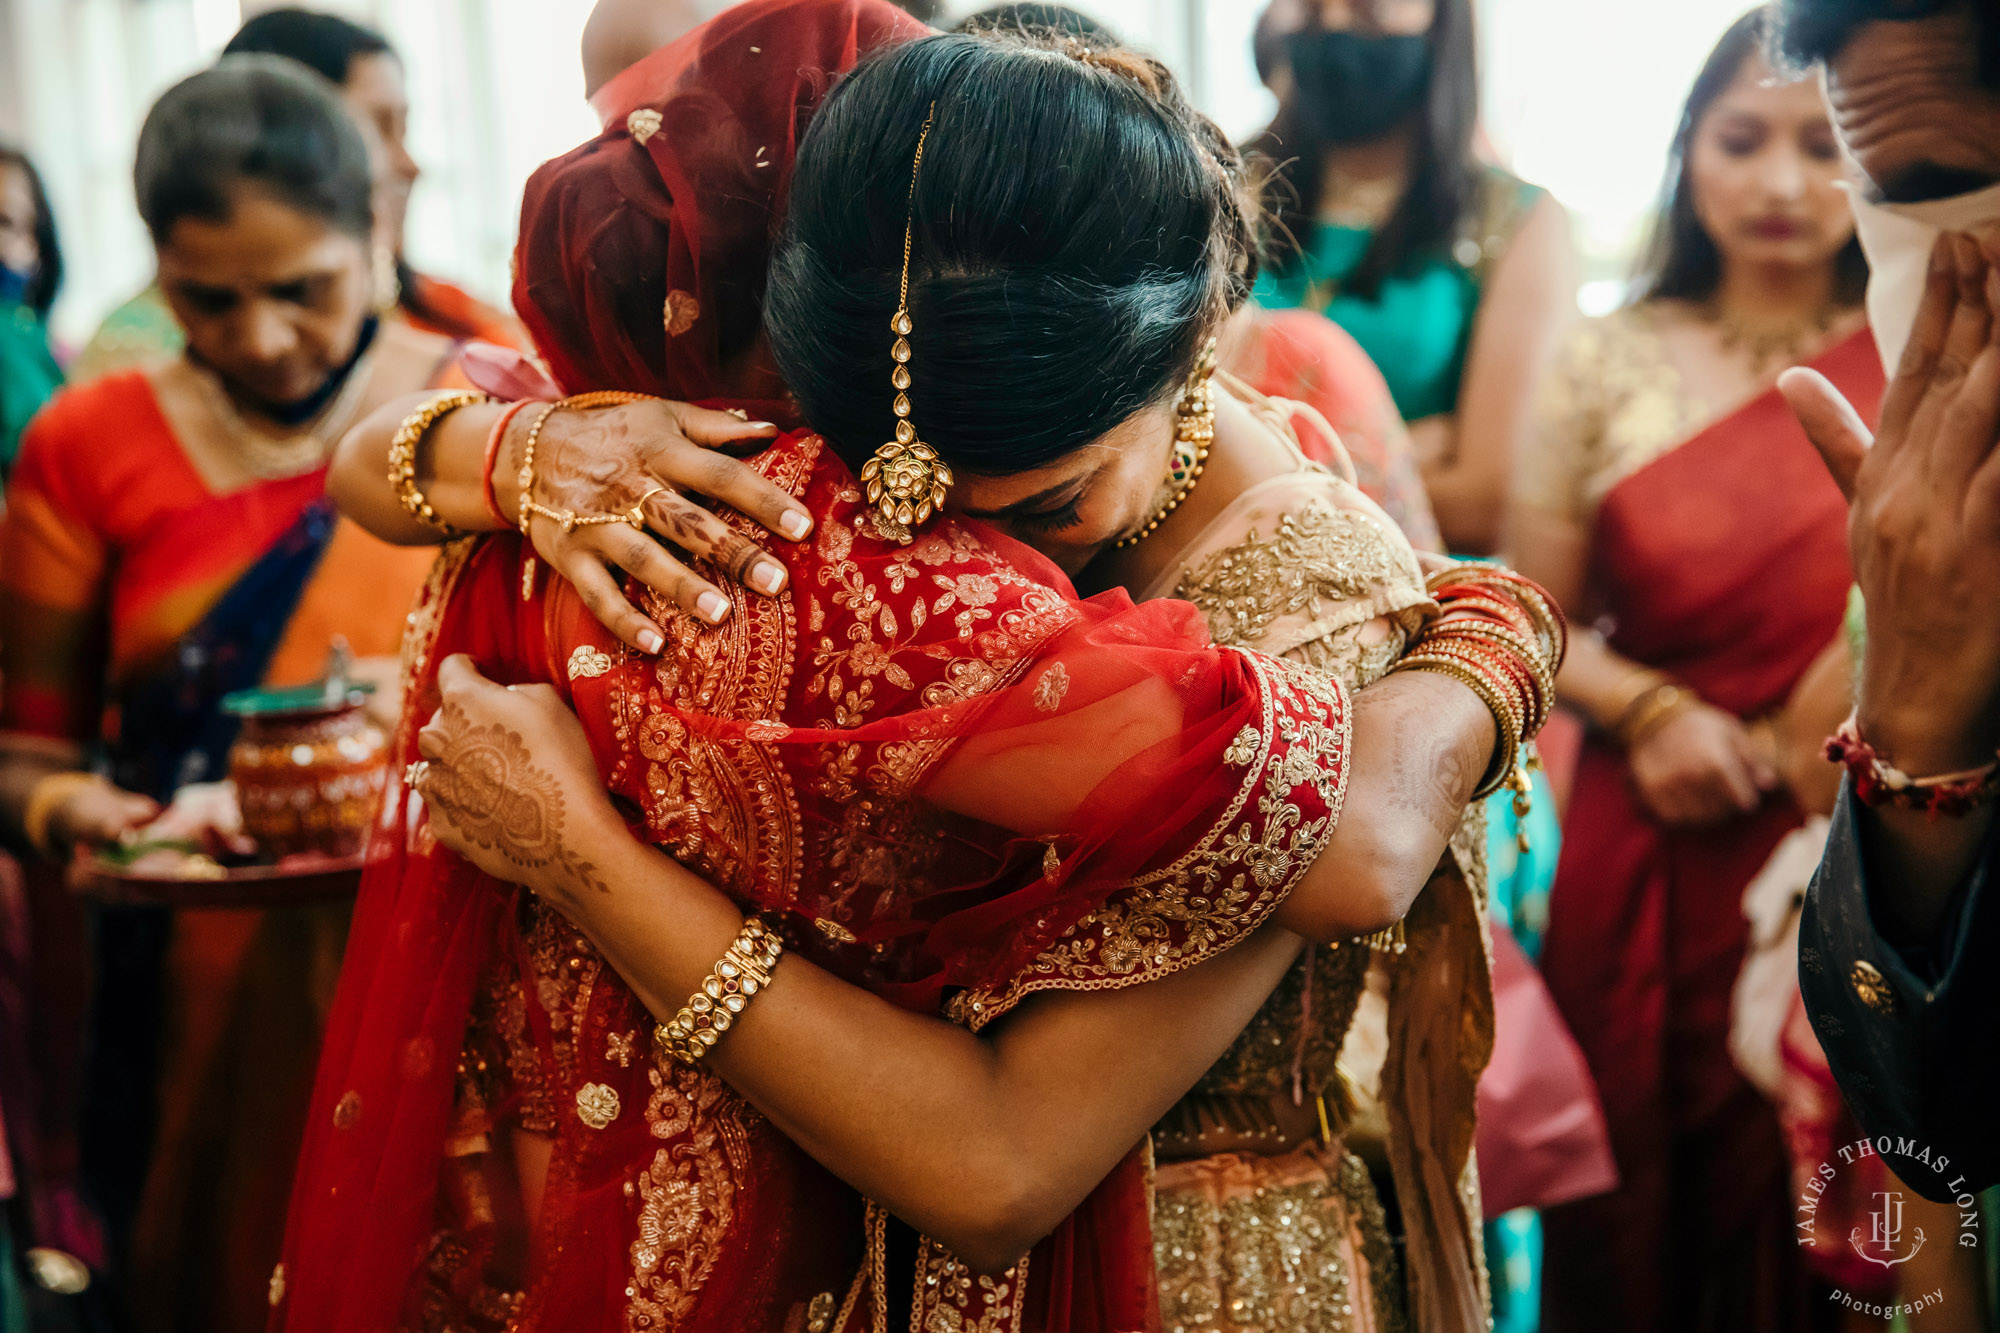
[{"x1": 80, "y1": 641, "x2": 388, "y2": 901}]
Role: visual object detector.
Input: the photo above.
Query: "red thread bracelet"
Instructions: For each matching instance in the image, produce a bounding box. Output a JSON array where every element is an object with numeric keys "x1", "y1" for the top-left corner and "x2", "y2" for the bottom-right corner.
[
  {"x1": 481, "y1": 399, "x2": 535, "y2": 529},
  {"x1": 1824, "y1": 715, "x2": 2000, "y2": 819}
]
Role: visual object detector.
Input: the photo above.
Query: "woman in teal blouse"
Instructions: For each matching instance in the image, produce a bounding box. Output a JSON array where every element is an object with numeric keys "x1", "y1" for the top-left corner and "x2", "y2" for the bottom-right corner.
[{"x1": 1249, "y1": 0, "x2": 1575, "y2": 556}]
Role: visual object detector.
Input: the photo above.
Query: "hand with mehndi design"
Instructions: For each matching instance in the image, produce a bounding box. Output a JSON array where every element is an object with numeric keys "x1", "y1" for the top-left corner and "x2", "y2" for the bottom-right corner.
[
  {"x1": 412, "y1": 654, "x2": 621, "y2": 903},
  {"x1": 331, "y1": 394, "x2": 815, "y2": 653},
  {"x1": 497, "y1": 399, "x2": 815, "y2": 649}
]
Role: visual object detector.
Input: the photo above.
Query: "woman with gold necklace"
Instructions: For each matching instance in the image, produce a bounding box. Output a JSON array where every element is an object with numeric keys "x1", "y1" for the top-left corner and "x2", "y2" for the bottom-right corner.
[
  {"x1": 3, "y1": 58, "x2": 504, "y2": 1333},
  {"x1": 1508, "y1": 14, "x2": 1878, "y2": 1332},
  {"x1": 312, "y1": 13, "x2": 1522, "y2": 1331}
]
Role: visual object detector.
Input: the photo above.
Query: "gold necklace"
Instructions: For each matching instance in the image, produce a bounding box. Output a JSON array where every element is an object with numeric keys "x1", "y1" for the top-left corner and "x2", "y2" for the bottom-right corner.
[
  {"x1": 186, "y1": 342, "x2": 378, "y2": 480},
  {"x1": 1709, "y1": 303, "x2": 1839, "y2": 376},
  {"x1": 1116, "y1": 338, "x2": 1217, "y2": 549}
]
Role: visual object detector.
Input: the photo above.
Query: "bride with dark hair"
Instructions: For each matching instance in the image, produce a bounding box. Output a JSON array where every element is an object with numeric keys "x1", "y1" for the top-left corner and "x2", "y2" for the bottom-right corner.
[{"x1": 284, "y1": 5, "x2": 1556, "y2": 1330}]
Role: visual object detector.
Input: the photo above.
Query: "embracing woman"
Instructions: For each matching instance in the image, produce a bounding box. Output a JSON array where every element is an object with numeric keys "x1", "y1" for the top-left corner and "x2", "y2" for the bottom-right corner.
[{"x1": 275, "y1": 6, "x2": 1561, "y2": 1332}]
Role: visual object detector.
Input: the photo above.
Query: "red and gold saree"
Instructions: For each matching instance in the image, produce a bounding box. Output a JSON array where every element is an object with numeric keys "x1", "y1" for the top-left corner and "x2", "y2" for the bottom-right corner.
[
  {"x1": 273, "y1": 5, "x2": 1358, "y2": 1331},
  {"x1": 1522, "y1": 312, "x2": 1883, "y2": 1333}
]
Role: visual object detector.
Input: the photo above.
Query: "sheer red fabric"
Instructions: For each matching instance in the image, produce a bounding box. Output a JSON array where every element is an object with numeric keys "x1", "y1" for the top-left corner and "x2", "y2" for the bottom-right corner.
[
  {"x1": 275, "y1": 5, "x2": 1358, "y2": 1331},
  {"x1": 516, "y1": 0, "x2": 924, "y2": 420}
]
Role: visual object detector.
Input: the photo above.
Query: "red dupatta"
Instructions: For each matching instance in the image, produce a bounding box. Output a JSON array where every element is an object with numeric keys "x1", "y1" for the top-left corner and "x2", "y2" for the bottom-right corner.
[{"x1": 275, "y1": 5, "x2": 1356, "y2": 1330}]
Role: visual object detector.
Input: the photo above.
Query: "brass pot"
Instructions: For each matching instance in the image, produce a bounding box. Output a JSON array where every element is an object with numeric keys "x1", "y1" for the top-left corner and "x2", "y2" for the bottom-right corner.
[{"x1": 223, "y1": 684, "x2": 387, "y2": 859}]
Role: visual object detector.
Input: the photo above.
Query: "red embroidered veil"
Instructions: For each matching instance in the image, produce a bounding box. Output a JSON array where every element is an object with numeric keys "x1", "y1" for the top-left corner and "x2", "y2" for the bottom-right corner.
[{"x1": 272, "y1": 5, "x2": 1354, "y2": 1331}]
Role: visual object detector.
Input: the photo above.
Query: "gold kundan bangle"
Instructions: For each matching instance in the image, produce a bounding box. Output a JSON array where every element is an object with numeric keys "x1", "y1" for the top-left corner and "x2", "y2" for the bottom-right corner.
[
  {"x1": 656, "y1": 917, "x2": 785, "y2": 1065},
  {"x1": 388, "y1": 390, "x2": 489, "y2": 534},
  {"x1": 23, "y1": 770, "x2": 106, "y2": 857}
]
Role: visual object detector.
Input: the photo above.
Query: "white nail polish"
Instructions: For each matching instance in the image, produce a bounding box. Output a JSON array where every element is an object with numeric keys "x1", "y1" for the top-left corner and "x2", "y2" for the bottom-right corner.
[
  {"x1": 748, "y1": 421, "x2": 778, "y2": 431},
  {"x1": 638, "y1": 628, "x2": 664, "y2": 654},
  {"x1": 751, "y1": 562, "x2": 786, "y2": 595},
  {"x1": 698, "y1": 591, "x2": 730, "y2": 623},
  {"x1": 779, "y1": 511, "x2": 811, "y2": 540}
]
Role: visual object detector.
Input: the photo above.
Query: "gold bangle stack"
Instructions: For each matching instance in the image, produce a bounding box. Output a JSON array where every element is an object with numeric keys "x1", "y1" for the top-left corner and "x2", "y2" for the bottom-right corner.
[
  {"x1": 1389, "y1": 563, "x2": 1567, "y2": 802},
  {"x1": 23, "y1": 770, "x2": 105, "y2": 857},
  {"x1": 388, "y1": 390, "x2": 490, "y2": 534},
  {"x1": 655, "y1": 917, "x2": 785, "y2": 1065}
]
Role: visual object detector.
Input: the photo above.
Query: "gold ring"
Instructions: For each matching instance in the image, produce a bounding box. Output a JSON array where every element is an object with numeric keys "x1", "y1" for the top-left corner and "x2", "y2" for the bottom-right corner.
[
  {"x1": 626, "y1": 485, "x2": 670, "y2": 529},
  {"x1": 405, "y1": 760, "x2": 430, "y2": 788}
]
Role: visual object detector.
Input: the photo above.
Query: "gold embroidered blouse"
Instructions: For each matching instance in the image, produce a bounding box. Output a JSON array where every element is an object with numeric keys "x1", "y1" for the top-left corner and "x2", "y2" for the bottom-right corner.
[{"x1": 1514, "y1": 303, "x2": 1707, "y2": 528}]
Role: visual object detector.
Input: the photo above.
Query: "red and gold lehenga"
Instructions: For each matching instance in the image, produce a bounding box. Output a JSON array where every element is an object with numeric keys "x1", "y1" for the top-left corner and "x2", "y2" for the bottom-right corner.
[
  {"x1": 272, "y1": 5, "x2": 1362, "y2": 1331},
  {"x1": 1519, "y1": 307, "x2": 1884, "y2": 1333}
]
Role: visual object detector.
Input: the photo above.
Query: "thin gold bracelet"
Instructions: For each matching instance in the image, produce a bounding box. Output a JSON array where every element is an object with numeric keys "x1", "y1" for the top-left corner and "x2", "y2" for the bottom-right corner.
[{"x1": 388, "y1": 390, "x2": 488, "y2": 534}]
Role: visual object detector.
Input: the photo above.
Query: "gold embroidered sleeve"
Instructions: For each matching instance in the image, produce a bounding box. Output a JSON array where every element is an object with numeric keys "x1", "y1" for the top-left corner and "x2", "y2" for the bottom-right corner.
[
  {"x1": 1172, "y1": 489, "x2": 1432, "y2": 694},
  {"x1": 1515, "y1": 319, "x2": 1608, "y2": 526}
]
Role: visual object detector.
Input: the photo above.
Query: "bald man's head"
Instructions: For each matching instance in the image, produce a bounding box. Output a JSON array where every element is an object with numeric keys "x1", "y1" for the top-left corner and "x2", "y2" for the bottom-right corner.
[{"x1": 582, "y1": 0, "x2": 731, "y2": 97}]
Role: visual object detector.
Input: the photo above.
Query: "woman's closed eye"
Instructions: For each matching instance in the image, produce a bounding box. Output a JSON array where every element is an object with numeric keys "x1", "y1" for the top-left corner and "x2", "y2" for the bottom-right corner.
[{"x1": 1013, "y1": 493, "x2": 1086, "y2": 533}]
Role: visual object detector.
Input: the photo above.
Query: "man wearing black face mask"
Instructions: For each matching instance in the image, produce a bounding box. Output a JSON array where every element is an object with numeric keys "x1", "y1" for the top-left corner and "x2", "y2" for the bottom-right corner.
[{"x1": 1774, "y1": 0, "x2": 2000, "y2": 1204}]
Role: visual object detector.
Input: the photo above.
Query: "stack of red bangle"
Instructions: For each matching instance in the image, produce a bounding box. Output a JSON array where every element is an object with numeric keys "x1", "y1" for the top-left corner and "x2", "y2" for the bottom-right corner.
[
  {"x1": 1391, "y1": 565, "x2": 1568, "y2": 798},
  {"x1": 1824, "y1": 715, "x2": 2000, "y2": 819}
]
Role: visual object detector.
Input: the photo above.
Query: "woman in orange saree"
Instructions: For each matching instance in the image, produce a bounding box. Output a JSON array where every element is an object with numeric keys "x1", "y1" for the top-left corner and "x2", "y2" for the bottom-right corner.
[
  {"x1": 0, "y1": 60, "x2": 475, "y2": 1332},
  {"x1": 1508, "y1": 16, "x2": 1881, "y2": 1332}
]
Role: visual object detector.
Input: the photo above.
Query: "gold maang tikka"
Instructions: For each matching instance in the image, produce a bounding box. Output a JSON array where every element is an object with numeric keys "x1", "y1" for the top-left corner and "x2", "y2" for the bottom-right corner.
[{"x1": 861, "y1": 103, "x2": 953, "y2": 544}]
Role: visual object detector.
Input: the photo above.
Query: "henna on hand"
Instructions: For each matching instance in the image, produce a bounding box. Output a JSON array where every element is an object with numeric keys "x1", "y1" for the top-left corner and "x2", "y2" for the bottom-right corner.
[
  {"x1": 420, "y1": 701, "x2": 610, "y2": 898},
  {"x1": 1355, "y1": 675, "x2": 1486, "y2": 840}
]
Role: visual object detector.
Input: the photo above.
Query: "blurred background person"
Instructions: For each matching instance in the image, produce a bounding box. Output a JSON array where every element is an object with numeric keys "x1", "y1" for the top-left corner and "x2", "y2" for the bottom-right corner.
[
  {"x1": 68, "y1": 8, "x2": 521, "y2": 384},
  {"x1": 1508, "y1": 12, "x2": 1879, "y2": 1331},
  {"x1": 1248, "y1": 0, "x2": 1574, "y2": 557},
  {"x1": 0, "y1": 146, "x2": 61, "y2": 480},
  {"x1": 0, "y1": 58, "x2": 461, "y2": 1332}
]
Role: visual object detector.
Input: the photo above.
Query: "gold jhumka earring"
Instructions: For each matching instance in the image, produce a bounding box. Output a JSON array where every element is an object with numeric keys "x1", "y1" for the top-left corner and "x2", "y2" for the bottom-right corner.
[
  {"x1": 860, "y1": 104, "x2": 953, "y2": 545},
  {"x1": 1114, "y1": 335, "x2": 1217, "y2": 549}
]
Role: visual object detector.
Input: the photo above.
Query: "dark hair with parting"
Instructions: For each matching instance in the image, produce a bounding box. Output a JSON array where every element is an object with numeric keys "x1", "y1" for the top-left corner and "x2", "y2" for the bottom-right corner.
[
  {"x1": 134, "y1": 55, "x2": 374, "y2": 245},
  {"x1": 223, "y1": 7, "x2": 396, "y2": 86},
  {"x1": 1249, "y1": 0, "x2": 1481, "y2": 300},
  {"x1": 0, "y1": 146, "x2": 62, "y2": 317},
  {"x1": 765, "y1": 30, "x2": 1255, "y2": 478},
  {"x1": 954, "y1": 3, "x2": 1121, "y2": 43},
  {"x1": 1770, "y1": 0, "x2": 2000, "y2": 84},
  {"x1": 1635, "y1": 8, "x2": 1867, "y2": 305}
]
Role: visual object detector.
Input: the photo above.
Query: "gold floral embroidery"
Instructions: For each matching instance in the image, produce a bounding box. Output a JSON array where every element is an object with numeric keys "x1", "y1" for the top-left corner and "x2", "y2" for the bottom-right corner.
[
  {"x1": 910, "y1": 1240, "x2": 1029, "y2": 1333},
  {"x1": 626, "y1": 1059, "x2": 745, "y2": 1328},
  {"x1": 567, "y1": 644, "x2": 613, "y2": 680},
  {"x1": 1152, "y1": 1148, "x2": 1406, "y2": 1333},
  {"x1": 664, "y1": 288, "x2": 701, "y2": 337},
  {"x1": 575, "y1": 1082, "x2": 621, "y2": 1128},
  {"x1": 1172, "y1": 500, "x2": 1427, "y2": 694},
  {"x1": 949, "y1": 651, "x2": 1351, "y2": 1031},
  {"x1": 627, "y1": 107, "x2": 663, "y2": 144},
  {"x1": 1032, "y1": 661, "x2": 1070, "y2": 713},
  {"x1": 1518, "y1": 304, "x2": 1707, "y2": 525}
]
